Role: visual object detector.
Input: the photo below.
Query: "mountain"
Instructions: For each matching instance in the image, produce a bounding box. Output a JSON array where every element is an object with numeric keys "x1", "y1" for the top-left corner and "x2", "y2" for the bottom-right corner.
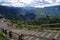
[
  {"x1": 0, "y1": 6, "x2": 24, "y2": 20},
  {"x1": 0, "y1": 6, "x2": 37, "y2": 20},
  {"x1": 0, "y1": 5, "x2": 60, "y2": 20},
  {"x1": 30, "y1": 5, "x2": 60, "y2": 18}
]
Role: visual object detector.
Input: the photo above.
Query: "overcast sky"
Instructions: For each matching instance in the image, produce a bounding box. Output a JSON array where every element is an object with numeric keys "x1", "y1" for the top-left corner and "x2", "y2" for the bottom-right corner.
[{"x1": 0, "y1": 0, "x2": 60, "y2": 8}]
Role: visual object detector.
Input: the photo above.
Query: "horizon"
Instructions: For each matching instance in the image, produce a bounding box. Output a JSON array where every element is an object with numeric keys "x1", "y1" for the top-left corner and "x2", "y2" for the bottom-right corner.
[{"x1": 0, "y1": 0, "x2": 60, "y2": 8}]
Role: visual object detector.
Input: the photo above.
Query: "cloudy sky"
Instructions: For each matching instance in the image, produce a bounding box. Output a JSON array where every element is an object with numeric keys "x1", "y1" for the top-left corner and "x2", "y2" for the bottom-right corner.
[{"x1": 0, "y1": 0, "x2": 60, "y2": 8}]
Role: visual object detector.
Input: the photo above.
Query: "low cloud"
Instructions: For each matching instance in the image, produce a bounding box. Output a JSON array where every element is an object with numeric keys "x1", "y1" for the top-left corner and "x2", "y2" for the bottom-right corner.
[{"x1": 0, "y1": 0, "x2": 60, "y2": 8}]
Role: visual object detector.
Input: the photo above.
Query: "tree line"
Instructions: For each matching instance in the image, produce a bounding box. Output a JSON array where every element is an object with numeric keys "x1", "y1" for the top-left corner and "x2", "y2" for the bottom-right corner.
[{"x1": 10, "y1": 15, "x2": 60, "y2": 25}]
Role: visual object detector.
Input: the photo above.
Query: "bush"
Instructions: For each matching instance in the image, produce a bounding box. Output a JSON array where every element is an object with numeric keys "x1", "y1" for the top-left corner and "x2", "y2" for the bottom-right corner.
[{"x1": 0, "y1": 34, "x2": 5, "y2": 40}]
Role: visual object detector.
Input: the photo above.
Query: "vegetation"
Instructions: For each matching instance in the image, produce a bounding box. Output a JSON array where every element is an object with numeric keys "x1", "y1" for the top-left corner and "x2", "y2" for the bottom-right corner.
[
  {"x1": 0, "y1": 34, "x2": 5, "y2": 40},
  {"x1": 11, "y1": 15, "x2": 60, "y2": 25},
  {"x1": 9, "y1": 15, "x2": 60, "y2": 31}
]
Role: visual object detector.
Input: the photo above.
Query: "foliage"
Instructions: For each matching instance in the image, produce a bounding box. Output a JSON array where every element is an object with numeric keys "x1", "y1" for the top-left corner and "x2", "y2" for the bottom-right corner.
[
  {"x1": 0, "y1": 34, "x2": 5, "y2": 40},
  {"x1": 11, "y1": 15, "x2": 60, "y2": 25},
  {"x1": 10, "y1": 15, "x2": 60, "y2": 31}
]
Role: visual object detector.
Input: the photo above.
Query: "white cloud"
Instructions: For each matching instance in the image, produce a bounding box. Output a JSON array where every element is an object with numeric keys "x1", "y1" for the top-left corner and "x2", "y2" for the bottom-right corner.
[
  {"x1": 20, "y1": 0, "x2": 34, "y2": 4},
  {"x1": 0, "y1": 0, "x2": 60, "y2": 8},
  {"x1": 44, "y1": 0, "x2": 53, "y2": 3},
  {"x1": 56, "y1": 0, "x2": 60, "y2": 3},
  {"x1": 4, "y1": 0, "x2": 18, "y2": 3}
]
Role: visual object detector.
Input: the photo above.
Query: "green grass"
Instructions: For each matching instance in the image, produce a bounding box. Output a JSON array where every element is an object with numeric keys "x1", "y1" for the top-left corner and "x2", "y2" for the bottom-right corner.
[{"x1": 0, "y1": 34, "x2": 5, "y2": 40}]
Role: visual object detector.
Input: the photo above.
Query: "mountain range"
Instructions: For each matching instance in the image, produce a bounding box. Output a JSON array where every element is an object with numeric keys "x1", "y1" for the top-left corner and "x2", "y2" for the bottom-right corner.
[{"x1": 0, "y1": 5, "x2": 60, "y2": 20}]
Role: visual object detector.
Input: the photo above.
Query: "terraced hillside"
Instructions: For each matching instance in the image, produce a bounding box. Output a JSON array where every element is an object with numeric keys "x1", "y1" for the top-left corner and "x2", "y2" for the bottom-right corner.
[{"x1": 0, "y1": 18, "x2": 60, "y2": 40}]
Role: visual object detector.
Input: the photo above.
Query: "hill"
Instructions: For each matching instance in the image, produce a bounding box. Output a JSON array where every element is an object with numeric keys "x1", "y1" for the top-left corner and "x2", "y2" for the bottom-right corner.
[{"x1": 0, "y1": 5, "x2": 60, "y2": 20}]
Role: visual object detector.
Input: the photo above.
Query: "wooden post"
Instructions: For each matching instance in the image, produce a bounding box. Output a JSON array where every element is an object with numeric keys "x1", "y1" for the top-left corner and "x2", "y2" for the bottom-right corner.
[
  {"x1": 2, "y1": 29, "x2": 4, "y2": 33},
  {"x1": 9, "y1": 31, "x2": 12, "y2": 38},
  {"x1": 18, "y1": 34, "x2": 24, "y2": 40},
  {"x1": 53, "y1": 39, "x2": 56, "y2": 40},
  {"x1": 5, "y1": 30, "x2": 7, "y2": 35}
]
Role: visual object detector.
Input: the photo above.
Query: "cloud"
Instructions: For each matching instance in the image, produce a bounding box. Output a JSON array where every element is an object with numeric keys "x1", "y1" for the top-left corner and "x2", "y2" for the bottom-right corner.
[{"x1": 0, "y1": 0, "x2": 60, "y2": 8}]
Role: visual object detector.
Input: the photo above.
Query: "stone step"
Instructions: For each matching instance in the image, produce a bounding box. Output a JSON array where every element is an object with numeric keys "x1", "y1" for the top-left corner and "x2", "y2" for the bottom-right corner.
[
  {"x1": 41, "y1": 32, "x2": 47, "y2": 37},
  {"x1": 54, "y1": 32, "x2": 60, "y2": 39},
  {"x1": 47, "y1": 32, "x2": 53, "y2": 38},
  {"x1": 49, "y1": 32, "x2": 57, "y2": 38}
]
